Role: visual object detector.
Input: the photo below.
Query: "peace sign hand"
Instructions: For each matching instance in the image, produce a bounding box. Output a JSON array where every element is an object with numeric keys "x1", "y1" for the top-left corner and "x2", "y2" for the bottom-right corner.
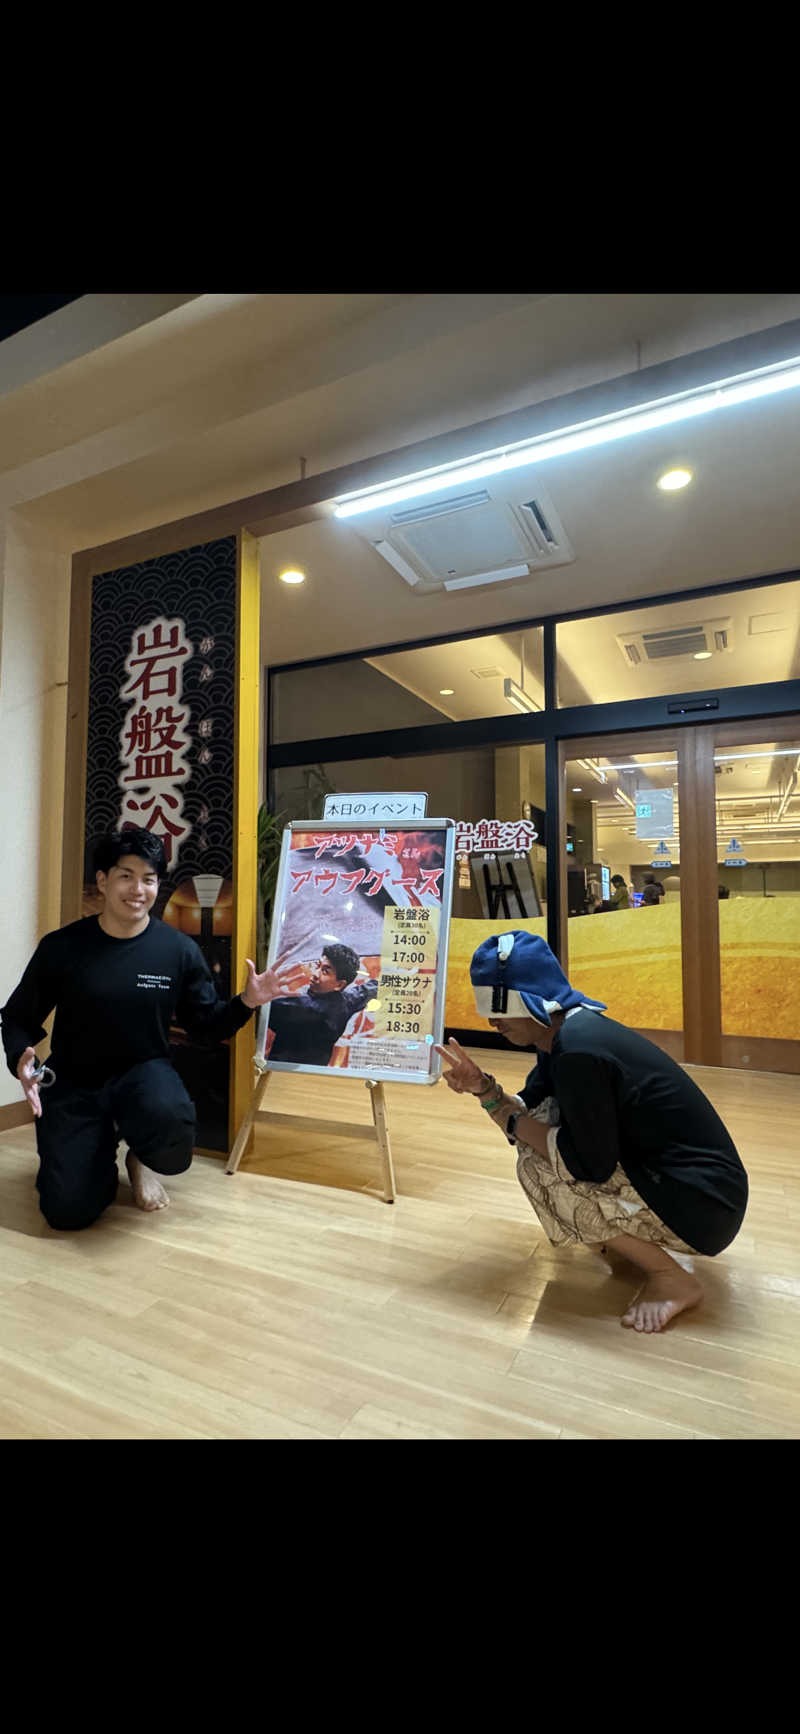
[{"x1": 434, "y1": 1037, "x2": 489, "y2": 1095}]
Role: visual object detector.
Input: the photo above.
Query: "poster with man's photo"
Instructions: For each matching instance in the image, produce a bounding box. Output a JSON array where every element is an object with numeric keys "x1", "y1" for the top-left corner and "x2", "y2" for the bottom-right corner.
[{"x1": 259, "y1": 821, "x2": 455, "y2": 1083}]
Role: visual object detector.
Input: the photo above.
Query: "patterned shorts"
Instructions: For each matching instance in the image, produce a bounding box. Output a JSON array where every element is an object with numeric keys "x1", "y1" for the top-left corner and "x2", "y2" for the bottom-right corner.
[{"x1": 515, "y1": 1131, "x2": 695, "y2": 1254}]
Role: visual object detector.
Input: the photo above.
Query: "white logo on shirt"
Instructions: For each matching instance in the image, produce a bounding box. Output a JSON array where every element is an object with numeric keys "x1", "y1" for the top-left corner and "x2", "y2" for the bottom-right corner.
[{"x1": 137, "y1": 973, "x2": 172, "y2": 990}]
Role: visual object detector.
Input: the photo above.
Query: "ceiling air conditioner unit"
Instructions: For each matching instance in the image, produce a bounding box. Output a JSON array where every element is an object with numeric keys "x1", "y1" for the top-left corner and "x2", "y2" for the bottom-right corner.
[
  {"x1": 616, "y1": 617, "x2": 734, "y2": 666},
  {"x1": 367, "y1": 486, "x2": 574, "y2": 595}
]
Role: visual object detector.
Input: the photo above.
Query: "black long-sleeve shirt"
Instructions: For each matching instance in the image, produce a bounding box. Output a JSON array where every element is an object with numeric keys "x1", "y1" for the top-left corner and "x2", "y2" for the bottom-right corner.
[
  {"x1": 1, "y1": 916, "x2": 254, "y2": 1089},
  {"x1": 267, "y1": 980, "x2": 377, "y2": 1067},
  {"x1": 519, "y1": 1008, "x2": 748, "y2": 1255}
]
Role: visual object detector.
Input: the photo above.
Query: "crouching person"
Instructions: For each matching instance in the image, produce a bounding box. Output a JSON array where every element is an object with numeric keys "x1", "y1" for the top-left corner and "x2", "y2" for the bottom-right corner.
[
  {"x1": 0, "y1": 827, "x2": 275, "y2": 1231},
  {"x1": 436, "y1": 931, "x2": 748, "y2": 1334}
]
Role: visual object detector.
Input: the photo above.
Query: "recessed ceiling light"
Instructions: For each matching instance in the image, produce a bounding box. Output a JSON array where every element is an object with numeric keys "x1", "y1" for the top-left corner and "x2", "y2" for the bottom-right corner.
[
  {"x1": 657, "y1": 468, "x2": 693, "y2": 491},
  {"x1": 439, "y1": 688, "x2": 454, "y2": 695},
  {"x1": 694, "y1": 650, "x2": 713, "y2": 660},
  {"x1": 279, "y1": 568, "x2": 305, "y2": 585},
  {"x1": 572, "y1": 787, "x2": 583, "y2": 792}
]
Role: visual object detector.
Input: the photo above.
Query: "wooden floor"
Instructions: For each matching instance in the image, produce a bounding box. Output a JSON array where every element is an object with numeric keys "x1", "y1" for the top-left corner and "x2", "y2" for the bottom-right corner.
[{"x1": 1, "y1": 1051, "x2": 799, "y2": 1439}]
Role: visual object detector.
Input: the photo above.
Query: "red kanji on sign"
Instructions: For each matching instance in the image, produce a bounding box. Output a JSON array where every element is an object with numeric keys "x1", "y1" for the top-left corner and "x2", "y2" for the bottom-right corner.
[
  {"x1": 339, "y1": 869, "x2": 366, "y2": 892},
  {"x1": 123, "y1": 753, "x2": 185, "y2": 783},
  {"x1": 120, "y1": 704, "x2": 191, "y2": 782},
  {"x1": 312, "y1": 834, "x2": 341, "y2": 859},
  {"x1": 395, "y1": 875, "x2": 423, "y2": 896},
  {"x1": 117, "y1": 617, "x2": 194, "y2": 868},
  {"x1": 123, "y1": 704, "x2": 189, "y2": 755},
  {"x1": 121, "y1": 620, "x2": 191, "y2": 703},
  {"x1": 121, "y1": 802, "x2": 189, "y2": 865},
  {"x1": 380, "y1": 833, "x2": 406, "y2": 859},
  {"x1": 418, "y1": 869, "x2": 444, "y2": 898},
  {"x1": 126, "y1": 791, "x2": 180, "y2": 814},
  {"x1": 290, "y1": 870, "x2": 314, "y2": 894},
  {"x1": 363, "y1": 869, "x2": 391, "y2": 896}
]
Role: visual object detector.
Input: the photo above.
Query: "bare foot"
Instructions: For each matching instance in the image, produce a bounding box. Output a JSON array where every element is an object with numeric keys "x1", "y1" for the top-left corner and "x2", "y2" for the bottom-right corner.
[
  {"x1": 621, "y1": 1266, "x2": 702, "y2": 1333},
  {"x1": 593, "y1": 1243, "x2": 640, "y2": 1275},
  {"x1": 125, "y1": 1151, "x2": 169, "y2": 1212}
]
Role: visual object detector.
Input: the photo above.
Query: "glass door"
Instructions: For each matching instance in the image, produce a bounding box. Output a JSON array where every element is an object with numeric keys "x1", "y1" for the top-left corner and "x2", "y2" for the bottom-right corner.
[
  {"x1": 562, "y1": 718, "x2": 800, "y2": 1075},
  {"x1": 713, "y1": 720, "x2": 800, "y2": 1074},
  {"x1": 561, "y1": 730, "x2": 684, "y2": 1062}
]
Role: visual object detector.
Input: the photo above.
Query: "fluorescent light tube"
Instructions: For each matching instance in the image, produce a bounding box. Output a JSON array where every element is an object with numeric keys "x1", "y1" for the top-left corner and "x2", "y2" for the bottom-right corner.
[
  {"x1": 715, "y1": 748, "x2": 800, "y2": 762},
  {"x1": 333, "y1": 354, "x2": 800, "y2": 519},
  {"x1": 503, "y1": 677, "x2": 540, "y2": 714},
  {"x1": 576, "y1": 758, "x2": 607, "y2": 785},
  {"x1": 776, "y1": 755, "x2": 800, "y2": 819}
]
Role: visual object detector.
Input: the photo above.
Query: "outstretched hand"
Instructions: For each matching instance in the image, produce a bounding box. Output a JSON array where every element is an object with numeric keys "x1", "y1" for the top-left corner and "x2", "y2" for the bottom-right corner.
[
  {"x1": 434, "y1": 1037, "x2": 489, "y2": 1095},
  {"x1": 242, "y1": 957, "x2": 296, "y2": 1008}
]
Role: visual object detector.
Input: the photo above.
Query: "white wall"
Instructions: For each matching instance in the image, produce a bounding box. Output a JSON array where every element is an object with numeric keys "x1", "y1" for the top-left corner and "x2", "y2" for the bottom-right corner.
[{"x1": 0, "y1": 512, "x2": 70, "y2": 1105}]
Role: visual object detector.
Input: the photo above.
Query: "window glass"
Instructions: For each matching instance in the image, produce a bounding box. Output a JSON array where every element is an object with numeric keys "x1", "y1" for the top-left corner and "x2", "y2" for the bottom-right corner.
[
  {"x1": 564, "y1": 744, "x2": 683, "y2": 1060},
  {"x1": 271, "y1": 626, "x2": 545, "y2": 744},
  {"x1": 556, "y1": 579, "x2": 800, "y2": 708},
  {"x1": 716, "y1": 737, "x2": 800, "y2": 1050}
]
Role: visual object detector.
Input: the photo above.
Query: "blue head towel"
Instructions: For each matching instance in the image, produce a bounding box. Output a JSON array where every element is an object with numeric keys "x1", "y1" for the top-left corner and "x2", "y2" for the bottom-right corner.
[{"x1": 470, "y1": 930, "x2": 607, "y2": 1026}]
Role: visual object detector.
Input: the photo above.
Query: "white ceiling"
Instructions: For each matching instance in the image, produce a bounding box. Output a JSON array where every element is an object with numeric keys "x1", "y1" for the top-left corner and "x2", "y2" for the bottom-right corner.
[
  {"x1": 258, "y1": 385, "x2": 800, "y2": 701},
  {"x1": 4, "y1": 292, "x2": 535, "y2": 537},
  {"x1": 9, "y1": 290, "x2": 800, "y2": 569}
]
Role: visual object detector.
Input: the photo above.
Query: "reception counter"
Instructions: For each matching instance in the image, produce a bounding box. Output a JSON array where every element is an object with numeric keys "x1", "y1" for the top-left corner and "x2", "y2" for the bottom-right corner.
[{"x1": 446, "y1": 899, "x2": 800, "y2": 1044}]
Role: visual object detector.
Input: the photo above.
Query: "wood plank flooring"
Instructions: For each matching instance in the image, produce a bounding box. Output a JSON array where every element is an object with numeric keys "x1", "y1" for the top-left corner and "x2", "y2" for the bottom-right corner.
[{"x1": 0, "y1": 1052, "x2": 798, "y2": 1439}]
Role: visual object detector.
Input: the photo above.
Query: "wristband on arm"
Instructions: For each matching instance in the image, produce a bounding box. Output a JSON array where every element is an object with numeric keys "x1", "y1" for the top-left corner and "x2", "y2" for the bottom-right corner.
[{"x1": 477, "y1": 1074, "x2": 504, "y2": 1112}]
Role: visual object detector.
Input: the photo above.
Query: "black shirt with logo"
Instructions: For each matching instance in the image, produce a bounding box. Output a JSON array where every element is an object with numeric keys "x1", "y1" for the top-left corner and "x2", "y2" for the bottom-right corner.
[
  {"x1": 519, "y1": 1008, "x2": 748, "y2": 1255},
  {"x1": 1, "y1": 916, "x2": 253, "y2": 1088}
]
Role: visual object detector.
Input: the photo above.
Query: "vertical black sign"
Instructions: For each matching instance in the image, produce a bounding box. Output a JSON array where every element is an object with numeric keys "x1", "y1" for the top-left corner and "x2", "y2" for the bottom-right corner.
[{"x1": 84, "y1": 537, "x2": 238, "y2": 1151}]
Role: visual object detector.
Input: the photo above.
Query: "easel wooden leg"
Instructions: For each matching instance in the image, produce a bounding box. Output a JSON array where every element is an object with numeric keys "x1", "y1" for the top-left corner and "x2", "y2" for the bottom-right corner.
[
  {"x1": 369, "y1": 1080, "x2": 396, "y2": 1204},
  {"x1": 226, "y1": 1070, "x2": 397, "y2": 1203},
  {"x1": 226, "y1": 1069, "x2": 273, "y2": 1175}
]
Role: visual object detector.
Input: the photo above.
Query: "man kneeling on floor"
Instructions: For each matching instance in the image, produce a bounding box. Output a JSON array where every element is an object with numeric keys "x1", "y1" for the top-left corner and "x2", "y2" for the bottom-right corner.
[
  {"x1": 0, "y1": 827, "x2": 274, "y2": 1231},
  {"x1": 435, "y1": 931, "x2": 748, "y2": 1334}
]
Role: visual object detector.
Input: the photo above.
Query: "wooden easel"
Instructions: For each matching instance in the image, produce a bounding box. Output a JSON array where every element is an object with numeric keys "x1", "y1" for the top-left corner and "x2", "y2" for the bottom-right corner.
[{"x1": 225, "y1": 1064, "x2": 397, "y2": 1202}]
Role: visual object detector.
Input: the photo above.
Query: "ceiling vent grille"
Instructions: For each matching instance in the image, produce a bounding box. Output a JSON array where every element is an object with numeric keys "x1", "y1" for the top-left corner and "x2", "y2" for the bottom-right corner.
[
  {"x1": 616, "y1": 617, "x2": 734, "y2": 665},
  {"x1": 366, "y1": 486, "x2": 574, "y2": 594},
  {"x1": 514, "y1": 497, "x2": 562, "y2": 559},
  {"x1": 390, "y1": 491, "x2": 492, "y2": 526}
]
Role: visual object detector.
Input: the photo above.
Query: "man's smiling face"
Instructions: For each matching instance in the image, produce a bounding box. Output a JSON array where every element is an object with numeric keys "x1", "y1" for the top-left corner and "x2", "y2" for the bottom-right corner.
[{"x1": 95, "y1": 854, "x2": 159, "y2": 929}]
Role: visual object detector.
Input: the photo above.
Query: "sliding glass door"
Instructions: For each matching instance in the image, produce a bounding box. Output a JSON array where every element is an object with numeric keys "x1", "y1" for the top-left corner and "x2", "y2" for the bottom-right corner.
[
  {"x1": 560, "y1": 719, "x2": 800, "y2": 1073},
  {"x1": 714, "y1": 719, "x2": 800, "y2": 1074},
  {"x1": 561, "y1": 731, "x2": 684, "y2": 1062}
]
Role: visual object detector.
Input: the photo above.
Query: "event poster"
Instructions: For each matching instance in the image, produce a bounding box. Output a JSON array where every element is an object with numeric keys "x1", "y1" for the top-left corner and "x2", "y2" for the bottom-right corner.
[{"x1": 259, "y1": 821, "x2": 455, "y2": 1083}]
